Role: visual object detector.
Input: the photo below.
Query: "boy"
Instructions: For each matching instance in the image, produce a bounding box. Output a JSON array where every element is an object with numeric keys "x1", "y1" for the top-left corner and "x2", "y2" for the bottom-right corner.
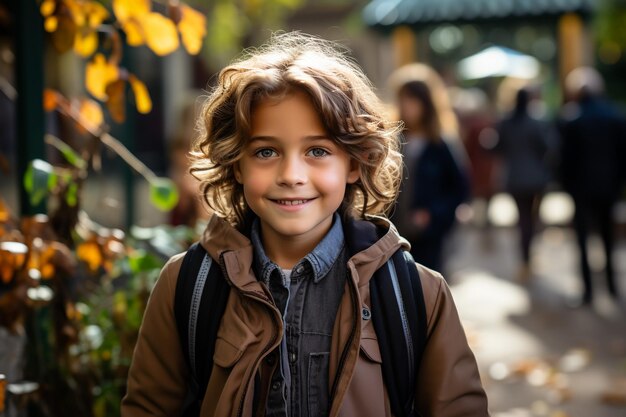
[{"x1": 122, "y1": 33, "x2": 489, "y2": 417}]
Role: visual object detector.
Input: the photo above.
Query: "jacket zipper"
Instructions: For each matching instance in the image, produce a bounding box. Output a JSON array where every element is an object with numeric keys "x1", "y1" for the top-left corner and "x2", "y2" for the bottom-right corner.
[
  {"x1": 235, "y1": 290, "x2": 280, "y2": 417},
  {"x1": 329, "y1": 265, "x2": 359, "y2": 410},
  {"x1": 217, "y1": 253, "x2": 282, "y2": 417}
]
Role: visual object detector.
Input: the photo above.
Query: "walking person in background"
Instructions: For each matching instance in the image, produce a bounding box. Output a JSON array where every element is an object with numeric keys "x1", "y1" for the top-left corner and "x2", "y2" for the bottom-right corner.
[
  {"x1": 391, "y1": 65, "x2": 470, "y2": 272},
  {"x1": 492, "y1": 87, "x2": 556, "y2": 282},
  {"x1": 559, "y1": 67, "x2": 626, "y2": 305}
]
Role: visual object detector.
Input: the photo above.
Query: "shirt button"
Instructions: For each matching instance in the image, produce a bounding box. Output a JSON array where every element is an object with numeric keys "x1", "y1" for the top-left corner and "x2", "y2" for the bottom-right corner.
[
  {"x1": 295, "y1": 265, "x2": 305, "y2": 274},
  {"x1": 271, "y1": 381, "x2": 281, "y2": 391},
  {"x1": 289, "y1": 352, "x2": 297, "y2": 363}
]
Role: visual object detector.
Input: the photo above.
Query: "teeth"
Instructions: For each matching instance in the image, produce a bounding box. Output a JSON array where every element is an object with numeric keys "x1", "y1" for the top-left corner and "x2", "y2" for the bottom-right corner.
[{"x1": 276, "y1": 199, "x2": 308, "y2": 205}]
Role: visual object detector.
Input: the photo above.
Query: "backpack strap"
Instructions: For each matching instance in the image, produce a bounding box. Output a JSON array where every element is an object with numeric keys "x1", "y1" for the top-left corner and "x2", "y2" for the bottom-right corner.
[
  {"x1": 174, "y1": 243, "x2": 230, "y2": 417},
  {"x1": 370, "y1": 248, "x2": 427, "y2": 417}
]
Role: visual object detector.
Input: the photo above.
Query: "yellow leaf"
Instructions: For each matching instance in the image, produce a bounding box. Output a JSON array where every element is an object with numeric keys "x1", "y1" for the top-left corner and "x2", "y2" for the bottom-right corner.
[
  {"x1": 44, "y1": 16, "x2": 58, "y2": 32},
  {"x1": 86, "y1": 54, "x2": 119, "y2": 100},
  {"x1": 124, "y1": 18, "x2": 145, "y2": 46},
  {"x1": 40, "y1": 0, "x2": 55, "y2": 17},
  {"x1": 52, "y1": 15, "x2": 77, "y2": 53},
  {"x1": 105, "y1": 79, "x2": 127, "y2": 123},
  {"x1": 78, "y1": 99, "x2": 104, "y2": 131},
  {"x1": 0, "y1": 199, "x2": 10, "y2": 222},
  {"x1": 41, "y1": 263, "x2": 55, "y2": 280},
  {"x1": 74, "y1": 30, "x2": 98, "y2": 58},
  {"x1": 140, "y1": 12, "x2": 179, "y2": 56},
  {"x1": 65, "y1": 0, "x2": 86, "y2": 27},
  {"x1": 128, "y1": 75, "x2": 152, "y2": 114},
  {"x1": 43, "y1": 89, "x2": 59, "y2": 112},
  {"x1": 77, "y1": 241, "x2": 102, "y2": 272},
  {"x1": 86, "y1": 1, "x2": 109, "y2": 29},
  {"x1": 113, "y1": 0, "x2": 151, "y2": 23},
  {"x1": 178, "y1": 5, "x2": 206, "y2": 55}
]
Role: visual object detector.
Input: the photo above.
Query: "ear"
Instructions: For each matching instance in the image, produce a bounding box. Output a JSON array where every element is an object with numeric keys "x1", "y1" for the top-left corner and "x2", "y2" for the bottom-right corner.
[
  {"x1": 234, "y1": 162, "x2": 243, "y2": 184},
  {"x1": 346, "y1": 158, "x2": 360, "y2": 184}
]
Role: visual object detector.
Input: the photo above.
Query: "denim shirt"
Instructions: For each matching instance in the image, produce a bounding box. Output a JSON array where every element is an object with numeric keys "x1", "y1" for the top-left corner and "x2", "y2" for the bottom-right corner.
[{"x1": 251, "y1": 214, "x2": 347, "y2": 417}]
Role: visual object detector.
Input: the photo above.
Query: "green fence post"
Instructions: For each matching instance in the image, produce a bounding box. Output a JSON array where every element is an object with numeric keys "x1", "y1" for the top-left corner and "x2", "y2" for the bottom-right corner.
[{"x1": 15, "y1": 0, "x2": 46, "y2": 216}]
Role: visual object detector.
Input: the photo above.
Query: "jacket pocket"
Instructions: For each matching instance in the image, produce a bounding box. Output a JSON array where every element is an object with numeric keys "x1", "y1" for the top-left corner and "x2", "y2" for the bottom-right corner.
[
  {"x1": 340, "y1": 336, "x2": 387, "y2": 416},
  {"x1": 213, "y1": 337, "x2": 246, "y2": 368},
  {"x1": 360, "y1": 336, "x2": 382, "y2": 363}
]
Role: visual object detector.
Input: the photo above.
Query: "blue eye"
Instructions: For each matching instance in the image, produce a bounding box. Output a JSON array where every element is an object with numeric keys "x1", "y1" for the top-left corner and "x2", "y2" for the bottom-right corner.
[
  {"x1": 308, "y1": 148, "x2": 329, "y2": 158},
  {"x1": 255, "y1": 148, "x2": 277, "y2": 159}
]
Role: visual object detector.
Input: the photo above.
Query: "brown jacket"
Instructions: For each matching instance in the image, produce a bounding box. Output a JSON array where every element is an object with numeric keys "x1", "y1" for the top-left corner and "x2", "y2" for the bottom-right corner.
[{"x1": 122, "y1": 214, "x2": 489, "y2": 417}]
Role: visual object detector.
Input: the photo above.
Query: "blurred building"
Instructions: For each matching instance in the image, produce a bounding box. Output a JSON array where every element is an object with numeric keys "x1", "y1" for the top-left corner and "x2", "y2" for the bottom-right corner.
[{"x1": 362, "y1": 0, "x2": 597, "y2": 106}]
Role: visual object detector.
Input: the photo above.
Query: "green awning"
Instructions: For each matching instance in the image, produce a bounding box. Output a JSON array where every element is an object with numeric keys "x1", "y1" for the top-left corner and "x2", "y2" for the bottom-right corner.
[{"x1": 363, "y1": 0, "x2": 595, "y2": 27}]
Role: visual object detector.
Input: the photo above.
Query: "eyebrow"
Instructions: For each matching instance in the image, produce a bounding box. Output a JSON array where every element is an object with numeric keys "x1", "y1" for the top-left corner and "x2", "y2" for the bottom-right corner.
[{"x1": 248, "y1": 135, "x2": 332, "y2": 143}]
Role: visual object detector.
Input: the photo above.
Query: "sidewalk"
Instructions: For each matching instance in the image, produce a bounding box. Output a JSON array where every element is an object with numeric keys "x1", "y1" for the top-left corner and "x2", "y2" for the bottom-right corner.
[{"x1": 444, "y1": 225, "x2": 626, "y2": 417}]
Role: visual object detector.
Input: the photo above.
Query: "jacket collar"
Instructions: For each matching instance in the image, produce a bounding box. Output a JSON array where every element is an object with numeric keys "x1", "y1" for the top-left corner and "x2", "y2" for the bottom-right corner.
[
  {"x1": 250, "y1": 214, "x2": 345, "y2": 284},
  {"x1": 199, "y1": 212, "x2": 409, "y2": 290}
]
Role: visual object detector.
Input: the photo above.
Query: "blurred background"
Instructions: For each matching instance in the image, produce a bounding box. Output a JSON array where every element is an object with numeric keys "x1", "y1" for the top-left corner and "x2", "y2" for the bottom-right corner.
[{"x1": 0, "y1": 0, "x2": 625, "y2": 416}]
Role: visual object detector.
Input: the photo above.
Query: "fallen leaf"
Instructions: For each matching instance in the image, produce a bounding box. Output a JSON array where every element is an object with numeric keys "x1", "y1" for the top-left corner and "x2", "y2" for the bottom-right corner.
[
  {"x1": 601, "y1": 377, "x2": 626, "y2": 406},
  {"x1": 549, "y1": 411, "x2": 571, "y2": 417}
]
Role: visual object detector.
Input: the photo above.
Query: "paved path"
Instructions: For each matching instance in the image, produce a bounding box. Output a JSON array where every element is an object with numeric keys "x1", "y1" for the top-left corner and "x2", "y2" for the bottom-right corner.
[{"x1": 444, "y1": 225, "x2": 626, "y2": 417}]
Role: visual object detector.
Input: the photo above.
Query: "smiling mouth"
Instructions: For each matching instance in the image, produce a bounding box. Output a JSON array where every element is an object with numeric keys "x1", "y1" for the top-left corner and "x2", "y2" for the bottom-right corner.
[{"x1": 271, "y1": 198, "x2": 314, "y2": 206}]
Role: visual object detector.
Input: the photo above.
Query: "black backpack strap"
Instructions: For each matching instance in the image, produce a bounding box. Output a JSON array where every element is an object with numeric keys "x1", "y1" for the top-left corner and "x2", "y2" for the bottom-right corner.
[
  {"x1": 370, "y1": 248, "x2": 427, "y2": 417},
  {"x1": 174, "y1": 243, "x2": 230, "y2": 417}
]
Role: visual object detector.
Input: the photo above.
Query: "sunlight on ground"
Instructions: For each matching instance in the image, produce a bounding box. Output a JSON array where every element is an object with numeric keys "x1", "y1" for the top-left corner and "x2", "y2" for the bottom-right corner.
[
  {"x1": 449, "y1": 270, "x2": 544, "y2": 362},
  {"x1": 485, "y1": 192, "x2": 575, "y2": 228}
]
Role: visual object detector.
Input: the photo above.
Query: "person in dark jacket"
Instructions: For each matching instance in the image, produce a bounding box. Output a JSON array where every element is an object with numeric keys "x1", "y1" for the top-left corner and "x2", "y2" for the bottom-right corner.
[
  {"x1": 494, "y1": 87, "x2": 557, "y2": 282},
  {"x1": 392, "y1": 78, "x2": 470, "y2": 271},
  {"x1": 559, "y1": 67, "x2": 626, "y2": 305}
]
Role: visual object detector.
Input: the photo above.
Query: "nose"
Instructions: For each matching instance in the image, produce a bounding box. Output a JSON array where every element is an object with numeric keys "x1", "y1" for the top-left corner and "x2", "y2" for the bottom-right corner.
[{"x1": 277, "y1": 154, "x2": 307, "y2": 186}]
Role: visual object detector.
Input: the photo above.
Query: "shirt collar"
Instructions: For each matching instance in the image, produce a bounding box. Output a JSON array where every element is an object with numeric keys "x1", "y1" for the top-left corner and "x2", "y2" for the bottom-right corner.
[{"x1": 251, "y1": 213, "x2": 344, "y2": 284}]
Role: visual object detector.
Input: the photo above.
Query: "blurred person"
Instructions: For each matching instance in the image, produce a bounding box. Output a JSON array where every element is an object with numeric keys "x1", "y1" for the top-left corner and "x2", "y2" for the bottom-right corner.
[
  {"x1": 559, "y1": 67, "x2": 626, "y2": 305},
  {"x1": 492, "y1": 87, "x2": 556, "y2": 282},
  {"x1": 452, "y1": 87, "x2": 499, "y2": 231},
  {"x1": 390, "y1": 66, "x2": 470, "y2": 271}
]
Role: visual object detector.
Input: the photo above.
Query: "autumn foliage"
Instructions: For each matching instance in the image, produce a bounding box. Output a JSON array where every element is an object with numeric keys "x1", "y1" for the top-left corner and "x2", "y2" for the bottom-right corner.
[{"x1": 40, "y1": 0, "x2": 207, "y2": 122}]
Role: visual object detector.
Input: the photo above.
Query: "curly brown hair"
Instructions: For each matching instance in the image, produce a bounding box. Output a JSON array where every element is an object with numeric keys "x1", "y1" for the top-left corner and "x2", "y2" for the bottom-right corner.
[{"x1": 190, "y1": 32, "x2": 402, "y2": 227}]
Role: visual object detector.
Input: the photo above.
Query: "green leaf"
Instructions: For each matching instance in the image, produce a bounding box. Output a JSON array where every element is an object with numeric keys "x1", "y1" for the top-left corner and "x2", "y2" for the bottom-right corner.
[
  {"x1": 66, "y1": 182, "x2": 78, "y2": 206},
  {"x1": 23, "y1": 159, "x2": 56, "y2": 205},
  {"x1": 55, "y1": 139, "x2": 87, "y2": 169},
  {"x1": 128, "y1": 249, "x2": 163, "y2": 274},
  {"x1": 149, "y1": 177, "x2": 179, "y2": 211}
]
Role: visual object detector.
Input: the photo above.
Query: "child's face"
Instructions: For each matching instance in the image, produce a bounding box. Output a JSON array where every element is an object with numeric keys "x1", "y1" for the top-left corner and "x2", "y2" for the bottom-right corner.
[{"x1": 235, "y1": 90, "x2": 359, "y2": 246}]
